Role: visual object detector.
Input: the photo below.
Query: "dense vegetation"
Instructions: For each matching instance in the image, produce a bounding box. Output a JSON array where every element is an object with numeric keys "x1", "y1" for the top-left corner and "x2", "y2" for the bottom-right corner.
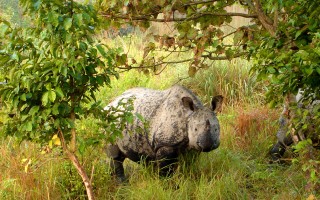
[
  {"x1": 0, "y1": 0, "x2": 319, "y2": 199},
  {"x1": 0, "y1": 59, "x2": 312, "y2": 199}
]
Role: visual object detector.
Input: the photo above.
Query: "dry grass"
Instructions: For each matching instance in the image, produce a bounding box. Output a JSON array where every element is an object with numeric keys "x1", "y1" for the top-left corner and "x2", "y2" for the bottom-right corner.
[
  {"x1": 1, "y1": 28, "x2": 318, "y2": 199},
  {"x1": 233, "y1": 106, "x2": 279, "y2": 150},
  {"x1": 0, "y1": 139, "x2": 62, "y2": 199}
]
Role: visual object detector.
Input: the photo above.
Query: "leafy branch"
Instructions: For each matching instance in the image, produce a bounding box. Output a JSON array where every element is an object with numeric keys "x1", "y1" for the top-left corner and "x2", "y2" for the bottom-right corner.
[{"x1": 102, "y1": 12, "x2": 258, "y2": 22}]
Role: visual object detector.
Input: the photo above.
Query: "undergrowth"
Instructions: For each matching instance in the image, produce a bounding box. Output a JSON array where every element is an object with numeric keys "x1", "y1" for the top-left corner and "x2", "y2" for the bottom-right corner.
[{"x1": 0, "y1": 35, "x2": 318, "y2": 199}]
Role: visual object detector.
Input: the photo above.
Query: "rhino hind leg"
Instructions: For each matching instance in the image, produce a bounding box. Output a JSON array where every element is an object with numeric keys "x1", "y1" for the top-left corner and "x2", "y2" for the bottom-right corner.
[
  {"x1": 269, "y1": 135, "x2": 293, "y2": 163},
  {"x1": 156, "y1": 146, "x2": 178, "y2": 177},
  {"x1": 269, "y1": 142, "x2": 287, "y2": 163},
  {"x1": 107, "y1": 144, "x2": 126, "y2": 182}
]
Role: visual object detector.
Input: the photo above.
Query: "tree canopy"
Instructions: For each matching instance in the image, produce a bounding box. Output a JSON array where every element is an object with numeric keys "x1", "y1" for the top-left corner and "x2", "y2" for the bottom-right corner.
[
  {"x1": 98, "y1": 0, "x2": 320, "y2": 103},
  {"x1": 0, "y1": 0, "x2": 319, "y2": 199}
]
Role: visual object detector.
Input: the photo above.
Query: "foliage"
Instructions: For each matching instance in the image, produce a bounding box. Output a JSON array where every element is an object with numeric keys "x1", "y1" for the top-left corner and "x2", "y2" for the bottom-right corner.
[
  {"x1": 251, "y1": 1, "x2": 320, "y2": 105},
  {"x1": 1, "y1": 47, "x2": 317, "y2": 198},
  {"x1": 98, "y1": 0, "x2": 320, "y2": 188},
  {"x1": 1, "y1": 0, "x2": 111, "y2": 142},
  {"x1": 98, "y1": 0, "x2": 320, "y2": 103},
  {"x1": 0, "y1": 0, "x2": 134, "y2": 199}
]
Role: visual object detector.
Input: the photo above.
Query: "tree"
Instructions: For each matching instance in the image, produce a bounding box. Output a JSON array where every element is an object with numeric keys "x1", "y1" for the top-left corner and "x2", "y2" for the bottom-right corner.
[
  {"x1": 0, "y1": 0, "x2": 133, "y2": 199},
  {"x1": 98, "y1": 0, "x2": 320, "y2": 187},
  {"x1": 98, "y1": 0, "x2": 319, "y2": 99}
]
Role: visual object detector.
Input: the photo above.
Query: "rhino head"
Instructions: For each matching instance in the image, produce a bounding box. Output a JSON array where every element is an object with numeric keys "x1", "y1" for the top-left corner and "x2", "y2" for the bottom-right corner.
[{"x1": 182, "y1": 95, "x2": 223, "y2": 152}]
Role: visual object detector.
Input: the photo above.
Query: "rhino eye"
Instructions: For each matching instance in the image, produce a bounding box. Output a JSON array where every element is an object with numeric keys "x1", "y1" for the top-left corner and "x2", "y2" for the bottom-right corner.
[{"x1": 195, "y1": 128, "x2": 198, "y2": 131}]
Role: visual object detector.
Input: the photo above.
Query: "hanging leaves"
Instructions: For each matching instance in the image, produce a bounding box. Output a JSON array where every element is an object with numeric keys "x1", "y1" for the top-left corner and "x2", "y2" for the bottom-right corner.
[{"x1": 0, "y1": 0, "x2": 125, "y2": 145}]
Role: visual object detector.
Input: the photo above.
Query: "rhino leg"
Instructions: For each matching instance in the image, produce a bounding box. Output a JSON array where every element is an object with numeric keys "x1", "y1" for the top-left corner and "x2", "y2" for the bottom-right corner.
[
  {"x1": 269, "y1": 135, "x2": 293, "y2": 163},
  {"x1": 156, "y1": 146, "x2": 178, "y2": 177},
  {"x1": 107, "y1": 144, "x2": 126, "y2": 182}
]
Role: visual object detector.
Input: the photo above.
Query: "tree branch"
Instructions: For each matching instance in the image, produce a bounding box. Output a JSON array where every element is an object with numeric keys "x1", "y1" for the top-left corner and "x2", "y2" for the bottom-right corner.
[
  {"x1": 117, "y1": 51, "x2": 247, "y2": 72},
  {"x1": 181, "y1": 0, "x2": 219, "y2": 7},
  {"x1": 203, "y1": 52, "x2": 247, "y2": 60},
  {"x1": 252, "y1": 0, "x2": 276, "y2": 36},
  {"x1": 102, "y1": 12, "x2": 258, "y2": 22},
  {"x1": 117, "y1": 58, "x2": 193, "y2": 70}
]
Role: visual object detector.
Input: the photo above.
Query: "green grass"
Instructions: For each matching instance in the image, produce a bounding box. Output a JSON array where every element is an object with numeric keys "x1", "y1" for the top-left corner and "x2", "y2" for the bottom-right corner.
[{"x1": 1, "y1": 36, "x2": 319, "y2": 199}]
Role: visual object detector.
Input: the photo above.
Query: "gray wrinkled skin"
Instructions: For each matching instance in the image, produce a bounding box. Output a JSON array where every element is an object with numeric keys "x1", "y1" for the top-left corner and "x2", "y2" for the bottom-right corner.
[
  {"x1": 270, "y1": 90, "x2": 320, "y2": 163},
  {"x1": 105, "y1": 85, "x2": 223, "y2": 181}
]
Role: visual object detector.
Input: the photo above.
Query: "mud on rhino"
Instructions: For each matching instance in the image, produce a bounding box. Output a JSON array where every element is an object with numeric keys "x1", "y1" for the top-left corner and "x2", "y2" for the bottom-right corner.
[{"x1": 105, "y1": 85, "x2": 223, "y2": 181}]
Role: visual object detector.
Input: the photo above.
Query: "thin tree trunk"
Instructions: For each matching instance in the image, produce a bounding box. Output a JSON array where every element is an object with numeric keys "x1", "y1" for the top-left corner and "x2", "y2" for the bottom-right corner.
[
  {"x1": 70, "y1": 111, "x2": 76, "y2": 153},
  {"x1": 252, "y1": 0, "x2": 276, "y2": 36},
  {"x1": 66, "y1": 150, "x2": 95, "y2": 200},
  {"x1": 58, "y1": 128, "x2": 95, "y2": 200}
]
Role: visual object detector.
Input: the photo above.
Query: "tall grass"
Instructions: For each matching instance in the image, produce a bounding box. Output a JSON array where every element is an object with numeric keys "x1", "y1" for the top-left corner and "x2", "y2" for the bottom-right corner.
[
  {"x1": 0, "y1": 138, "x2": 62, "y2": 199},
  {"x1": 181, "y1": 59, "x2": 265, "y2": 107},
  {"x1": 0, "y1": 34, "x2": 318, "y2": 199}
]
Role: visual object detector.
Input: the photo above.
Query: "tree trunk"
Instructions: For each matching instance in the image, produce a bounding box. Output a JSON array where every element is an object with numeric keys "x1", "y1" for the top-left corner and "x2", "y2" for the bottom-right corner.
[
  {"x1": 66, "y1": 150, "x2": 95, "y2": 200},
  {"x1": 58, "y1": 128, "x2": 95, "y2": 200},
  {"x1": 70, "y1": 111, "x2": 77, "y2": 153}
]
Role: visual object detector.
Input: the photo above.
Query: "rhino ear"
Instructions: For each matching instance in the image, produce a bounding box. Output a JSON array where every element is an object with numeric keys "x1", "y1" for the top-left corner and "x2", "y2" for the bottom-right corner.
[
  {"x1": 182, "y1": 97, "x2": 195, "y2": 111},
  {"x1": 211, "y1": 95, "x2": 223, "y2": 113}
]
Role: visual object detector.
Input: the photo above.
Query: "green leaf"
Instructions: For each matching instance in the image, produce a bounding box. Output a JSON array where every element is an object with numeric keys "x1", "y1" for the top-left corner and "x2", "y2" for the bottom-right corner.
[
  {"x1": 304, "y1": 67, "x2": 313, "y2": 76},
  {"x1": 212, "y1": 40, "x2": 219, "y2": 48},
  {"x1": 79, "y1": 42, "x2": 87, "y2": 51},
  {"x1": 49, "y1": 90, "x2": 56, "y2": 102},
  {"x1": 234, "y1": 30, "x2": 244, "y2": 45},
  {"x1": 55, "y1": 87, "x2": 64, "y2": 98},
  {"x1": 33, "y1": 0, "x2": 41, "y2": 10},
  {"x1": 11, "y1": 52, "x2": 19, "y2": 61},
  {"x1": 42, "y1": 91, "x2": 49, "y2": 106},
  {"x1": 125, "y1": 114, "x2": 134, "y2": 124},
  {"x1": 316, "y1": 67, "x2": 320, "y2": 75},
  {"x1": 96, "y1": 44, "x2": 107, "y2": 57},
  {"x1": 267, "y1": 67, "x2": 276, "y2": 74},
  {"x1": 63, "y1": 18, "x2": 73, "y2": 30},
  {"x1": 26, "y1": 121, "x2": 32, "y2": 132},
  {"x1": 52, "y1": 103, "x2": 59, "y2": 115},
  {"x1": 29, "y1": 106, "x2": 40, "y2": 115},
  {"x1": 82, "y1": 12, "x2": 91, "y2": 23},
  {"x1": 20, "y1": 93, "x2": 27, "y2": 101},
  {"x1": 225, "y1": 49, "x2": 234, "y2": 60},
  {"x1": 74, "y1": 14, "x2": 83, "y2": 27},
  {"x1": 135, "y1": 113, "x2": 145, "y2": 122},
  {"x1": 48, "y1": 11, "x2": 59, "y2": 27},
  {"x1": 295, "y1": 50, "x2": 309, "y2": 60},
  {"x1": 187, "y1": 29, "x2": 197, "y2": 40}
]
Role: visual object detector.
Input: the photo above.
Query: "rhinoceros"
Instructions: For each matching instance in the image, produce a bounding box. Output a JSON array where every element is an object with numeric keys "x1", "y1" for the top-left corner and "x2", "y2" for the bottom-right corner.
[
  {"x1": 269, "y1": 90, "x2": 320, "y2": 162},
  {"x1": 105, "y1": 85, "x2": 223, "y2": 181}
]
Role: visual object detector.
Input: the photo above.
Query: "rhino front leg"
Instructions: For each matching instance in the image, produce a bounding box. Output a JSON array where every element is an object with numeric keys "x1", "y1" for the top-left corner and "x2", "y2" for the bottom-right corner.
[
  {"x1": 156, "y1": 146, "x2": 178, "y2": 177},
  {"x1": 107, "y1": 144, "x2": 126, "y2": 182}
]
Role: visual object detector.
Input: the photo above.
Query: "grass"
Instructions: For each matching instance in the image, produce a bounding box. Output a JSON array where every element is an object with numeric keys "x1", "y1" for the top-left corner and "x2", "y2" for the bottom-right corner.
[{"x1": 0, "y1": 35, "x2": 319, "y2": 199}]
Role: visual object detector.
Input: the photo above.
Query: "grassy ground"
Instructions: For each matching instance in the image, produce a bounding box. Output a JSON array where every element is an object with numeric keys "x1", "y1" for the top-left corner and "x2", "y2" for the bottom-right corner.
[{"x1": 0, "y1": 35, "x2": 318, "y2": 199}]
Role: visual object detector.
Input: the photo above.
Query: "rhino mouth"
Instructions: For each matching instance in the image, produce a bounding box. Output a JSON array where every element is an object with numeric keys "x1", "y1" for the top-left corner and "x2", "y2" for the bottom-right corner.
[{"x1": 196, "y1": 140, "x2": 220, "y2": 152}]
